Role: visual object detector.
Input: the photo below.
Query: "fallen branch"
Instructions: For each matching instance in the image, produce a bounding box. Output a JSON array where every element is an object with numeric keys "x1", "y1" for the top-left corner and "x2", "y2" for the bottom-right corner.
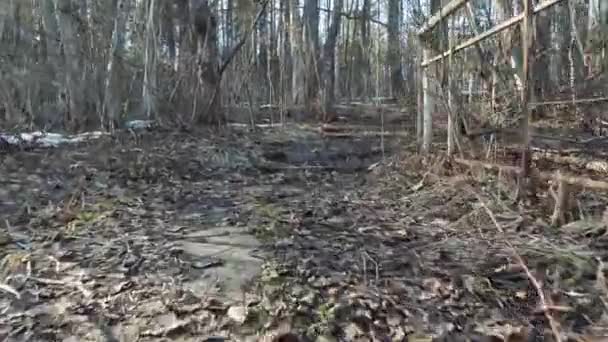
[
  {"x1": 529, "y1": 96, "x2": 608, "y2": 107},
  {"x1": 0, "y1": 282, "x2": 20, "y2": 299},
  {"x1": 468, "y1": 188, "x2": 562, "y2": 342},
  {"x1": 454, "y1": 158, "x2": 608, "y2": 191},
  {"x1": 319, "y1": 123, "x2": 410, "y2": 137},
  {"x1": 30, "y1": 276, "x2": 93, "y2": 298},
  {"x1": 320, "y1": 123, "x2": 393, "y2": 132},
  {"x1": 320, "y1": 131, "x2": 409, "y2": 138}
]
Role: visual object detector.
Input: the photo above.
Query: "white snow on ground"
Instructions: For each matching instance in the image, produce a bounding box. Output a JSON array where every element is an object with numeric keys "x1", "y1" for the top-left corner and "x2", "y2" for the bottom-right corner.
[{"x1": 0, "y1": 120, "x2": 155, "y2": 149}]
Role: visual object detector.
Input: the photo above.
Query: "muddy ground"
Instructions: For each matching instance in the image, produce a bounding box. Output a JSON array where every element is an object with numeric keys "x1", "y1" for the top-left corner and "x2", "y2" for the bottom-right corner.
[{"x1": 0, "y1": 123, "x2": 607, "y2": 342}]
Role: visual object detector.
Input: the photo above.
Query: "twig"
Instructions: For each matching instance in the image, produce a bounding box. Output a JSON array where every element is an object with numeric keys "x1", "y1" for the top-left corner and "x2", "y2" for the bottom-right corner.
[
  {"x1": 0, "y1": 282, "x2": 20, "y2": 299},
  {"x1": 467, "y1": 187, "x2": 562, "y2": 342},
  {"x1": 30, "y1": 276, "x2": 92, "y2": 298}
]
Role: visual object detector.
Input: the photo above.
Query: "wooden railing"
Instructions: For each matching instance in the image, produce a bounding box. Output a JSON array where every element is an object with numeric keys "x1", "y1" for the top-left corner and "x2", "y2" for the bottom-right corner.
[{"x1": 416, "y1": 0, "x2": 565, "y2": 182}]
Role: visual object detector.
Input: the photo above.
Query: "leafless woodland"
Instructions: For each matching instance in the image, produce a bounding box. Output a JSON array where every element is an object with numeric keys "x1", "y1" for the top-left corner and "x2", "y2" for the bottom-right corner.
[
  {"x1": 1, "y1": 0, "x2": 607, "y2": 132},
  {"x1": 2, "y1": 0, "x2": 608, "y2": 341}
]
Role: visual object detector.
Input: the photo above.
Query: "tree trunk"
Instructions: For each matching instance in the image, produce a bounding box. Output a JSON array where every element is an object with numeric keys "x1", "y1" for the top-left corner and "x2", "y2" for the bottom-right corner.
[
  {"x1": 387, "y1": 0, "x2": 404, "y2": 96},
  {"x1": 103, "y1": 0, "x2": 128, "y2": 131},
  {"x1": 290, "y1": 0, "x2": 304, "y2": 106},
  {"x1": 533, "y1": 8, "x2": 550, "y2": 117},
  {"x1": 163, "y1": 1, "x2": 177, "y2": 67},
  {"x1": 279, "y1": 0, "x2": 292, "y2": 112},
  {"x1": 421, "y1": 0, "x2": 441, "y2": 154},
  {"x1": 55, "y1": 0, "x2": 83, "y2": 130},
  {"x1": 551, "y1": 4, "x2": 568, "y2": 87},
  {"x1": 40, "y1": 0, "x2": 61, "y2": 123},
  {"x1": 142, "y1": 0, "x2": 158, "y2": 119},
  {"x1": 360, "y1": 0, "x2": 371, "y2": 100},
  {"x1": 303, "y1": 0, "x2": 320, "y2": 112},
  {"x1": 258, "y1": 7, "x2": 269, "y2": 102},
  {"x1": 192, "y1": 0, "x2": 223, "y2": 124},
  {"x1": 585, "y1": 0, "x2": 608, "y2": 75},
  {"x1": 321, "y1": 0, "x2": 344, "y2": 116},
  {"x1": 422, "y1": 48, "x2": 433, "y2": 153}
]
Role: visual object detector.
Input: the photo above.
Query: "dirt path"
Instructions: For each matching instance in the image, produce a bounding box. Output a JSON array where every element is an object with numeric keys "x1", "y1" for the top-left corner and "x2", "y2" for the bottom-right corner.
[
  {"x1": 1, "y1": 125, "x2": 606, "y2": 341},
  {"x1": 0, "y1": 125, "x2": 394, "y2": 341}
]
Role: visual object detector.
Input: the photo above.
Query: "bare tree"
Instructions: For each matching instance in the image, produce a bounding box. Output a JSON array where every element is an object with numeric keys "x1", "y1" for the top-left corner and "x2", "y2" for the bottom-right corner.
[{"x1": 321, "y1": 0, "x2": 344, "y2": 116}]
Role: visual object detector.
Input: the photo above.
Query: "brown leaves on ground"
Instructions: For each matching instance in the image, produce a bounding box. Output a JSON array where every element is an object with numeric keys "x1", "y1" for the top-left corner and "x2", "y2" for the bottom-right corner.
[{"x1": 0, "y1": 124, "x2": 607, "y2": 341}]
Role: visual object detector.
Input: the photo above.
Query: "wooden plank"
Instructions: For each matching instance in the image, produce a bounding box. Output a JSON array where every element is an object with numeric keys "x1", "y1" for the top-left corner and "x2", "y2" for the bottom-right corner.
[
  {"x1": 421, "y1": 0, "x2": 564, "y2": 67},
  {"x1": 417, "y1": 0, "x2": 469, "y2": 36}
]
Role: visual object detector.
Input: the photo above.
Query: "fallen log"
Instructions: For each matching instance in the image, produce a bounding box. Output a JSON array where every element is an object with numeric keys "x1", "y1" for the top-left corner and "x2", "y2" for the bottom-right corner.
[
  {"x1": 455, "y1": 157, "x2": 608, "y2": 227},
  {"x1": 318, "y1": 123, "x2": 410, "y2": 138},
  {"x1": 320, "y1": 131, "x2": 410, "y2": 138},
  {"x1": 454, "y1": 158, "x2": 608, "y2": 191}
]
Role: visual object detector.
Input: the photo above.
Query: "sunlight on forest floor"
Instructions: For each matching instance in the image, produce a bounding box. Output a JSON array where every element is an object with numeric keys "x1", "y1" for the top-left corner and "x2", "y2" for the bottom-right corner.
[{"x1": 1, "y1": 122, "x2": 607, "y2": 341}]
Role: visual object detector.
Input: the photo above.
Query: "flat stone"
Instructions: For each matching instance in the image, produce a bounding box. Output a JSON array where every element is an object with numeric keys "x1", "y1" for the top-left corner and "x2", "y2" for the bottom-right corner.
[{"x1": 178, "y1": 226, "x2": 262, "y2": 301}]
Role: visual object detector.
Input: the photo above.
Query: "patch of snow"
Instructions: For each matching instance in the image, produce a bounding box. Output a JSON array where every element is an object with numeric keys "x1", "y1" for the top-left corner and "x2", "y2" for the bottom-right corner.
[
  {"x1": 0, "y1": 120, "x2": 156, "y2": 151},
  {"x1": 0, "y1": 130, "x2": 110, "y2": 149},
  {"x1": 125, "y1": 120, "x2": 155, "y2": 130}
]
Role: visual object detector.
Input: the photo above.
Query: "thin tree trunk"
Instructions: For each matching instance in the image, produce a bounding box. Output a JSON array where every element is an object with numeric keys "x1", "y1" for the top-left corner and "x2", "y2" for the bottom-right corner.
[
  {"x1": 192, "y1": 0, "x2": 223, "y2": 124},
  {"x1": 321, "y1": 0, "x2": 344, "y2": 115},
  {"x1": 387, "y1": 0, "x2": 404, "y2": 96},
  {"x1": 103, "y1": 0, "x2": 128, "y2": 131},
  {"x1": 533, "y1": 9, "x2": 550, "y2": 117},
  {"x1": 55, "y1": 0, "x2": 82, "y2": 130},
  {"x1": 290, "y1": 0, "x2": 304, "y2": 106},
  {"x1": 421, "y1": 0, "x2": 441, "y2": 153},
  {"x1": 422, "y1": 48, "x2": 433, "y2": 153},
  {"x1": 142, "y1": 0, "x2": 158, "y2": 119},
  {"x1": 303, "y1": 0, "x2": 320, "y2": 111}
]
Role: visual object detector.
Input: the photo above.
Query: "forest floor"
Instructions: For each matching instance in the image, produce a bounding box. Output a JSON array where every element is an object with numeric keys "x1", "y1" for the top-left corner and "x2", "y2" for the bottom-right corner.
[{"x1": 1, "y1": 121, "x2": 608, "y2": 342}]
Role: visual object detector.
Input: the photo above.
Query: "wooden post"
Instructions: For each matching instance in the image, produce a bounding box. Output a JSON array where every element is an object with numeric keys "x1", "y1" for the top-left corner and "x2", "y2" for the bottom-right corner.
[
  {"x1": 420, "y1": 0, "x2": 564, "y2": 68},
  {"x1": 447, "y1": 18, "x2": 454, "y2": 156},
  {"x1": 422, "y1": 47, "x2": 433, "y2": 154},
  {"x1": 550, "y1": 172, "x2": 571, "y2": 227},
  {"x1": 519, "y1": 0, "x2": 534, "y2": 197},
  {"x1": 417, "y1": 55, "x2": 424, "y2": 145}
]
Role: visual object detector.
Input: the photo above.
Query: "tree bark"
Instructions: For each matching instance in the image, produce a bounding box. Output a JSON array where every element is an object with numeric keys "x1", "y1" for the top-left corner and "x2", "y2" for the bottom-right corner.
[
  {"x1": 55, "y1": 0, "x2": 83, "y2": 130},
  {"x1": 103, "y1": 0, "x2": 128, "y2": 131},
  {"x1": 387, "y1": 0, "x2": 405, "y2": 96},
  {"x1": 142, "y1": 0, "x2": 158, "y2": 119},
  {"x1": 192, "y1": 0, "x2": 223, "y2": 124},
  {"x1": 533, "y1": 9, "x2": 550, "y2": 117},
  {"x1": 321, "y1": 0, "x2": 344, "y2": 116},
  {"x1": 303, "y1": 0, "x2": 320, "y2": 112}
]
